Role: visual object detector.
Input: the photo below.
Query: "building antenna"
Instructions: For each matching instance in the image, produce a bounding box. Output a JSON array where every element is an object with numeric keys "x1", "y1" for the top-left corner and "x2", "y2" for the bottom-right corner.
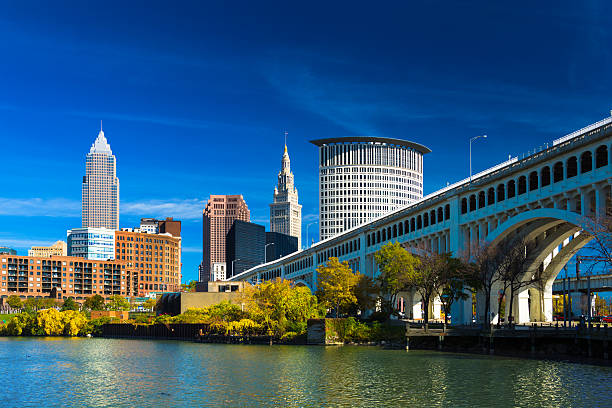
[{"x1": 100, "y1": 120, "x2": 103, "y2": 132}]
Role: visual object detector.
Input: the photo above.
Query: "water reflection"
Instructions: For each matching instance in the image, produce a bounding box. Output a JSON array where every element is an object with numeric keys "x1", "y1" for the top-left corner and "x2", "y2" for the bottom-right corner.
[{"x1": 0, "y1": 338, "x2": 610, "y2": 407}]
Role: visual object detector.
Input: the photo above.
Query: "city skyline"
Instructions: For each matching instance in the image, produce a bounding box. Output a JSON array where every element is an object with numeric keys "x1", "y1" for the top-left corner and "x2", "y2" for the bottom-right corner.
[{"x1": 1, "y1": 2, "x2": 611, "y2": 283}]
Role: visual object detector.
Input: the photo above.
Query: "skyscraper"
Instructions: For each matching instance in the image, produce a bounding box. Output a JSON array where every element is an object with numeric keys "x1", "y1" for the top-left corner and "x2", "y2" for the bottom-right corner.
[
  {"x1": 82, "y1": 125, "x2": 119, "y2": 230},
  {"x1": 310, "y1": 137, "x2": 430, "y2": 240},
  {"x1": 269, "y1": 143, "x2": 302, "y2": 248},
  {"x1": 201, "y1": 195, "x2": 250, "y2": 282}
]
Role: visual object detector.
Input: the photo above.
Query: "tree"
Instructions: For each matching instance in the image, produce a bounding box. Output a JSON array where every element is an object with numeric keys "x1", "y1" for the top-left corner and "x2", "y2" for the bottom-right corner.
[
  {"x1": 409, "y1": 251, "x2": 460, "y2": 331},
  {"x1": 61, "y1": 297, "x2": 80, "y2": 312},
  {"x1": 83, "y1": 294, "x2": 105, "y2": 311},
  {"x1": 467, "y1": 241, "x2": 506, "y2": 331},
  {"x1": 24, "y1": 297, "x2": 59, "y2": 310},
  {"x1": 315, "y1": 257, "x2": 359, "y2": 317},
  {"x1": 502, "y1": 237, "x2": 542, "y2": 327},
  {"x1": 7, "y1": 295, "x2": 22, "y2": 310},
  {"x1": 438, "y1": 257, "x2": 471, "y2": 329},
  {"x1": 143, "y1": 298, "x2": 157, "y2": 311},
  {"x1": 352, "y1": 274, "x2": 380, "y2": 315},
  {"x1": 181, "y1": 280, "x2": 197, "y2": 292},
  {"x1": 106, "y1": 295, "x2": 130, "y2": 311},
  {"x1": 244, "y1": 278, "x2": 321, "y2": 335},
  {"x1": 374, "y1": 242, "x2": 419, "y2": 318}
]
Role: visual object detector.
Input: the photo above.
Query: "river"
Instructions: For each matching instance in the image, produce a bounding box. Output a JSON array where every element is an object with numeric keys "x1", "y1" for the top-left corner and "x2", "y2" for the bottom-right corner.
[{"x1": 0, "y1": 338, "x2": 610, "y2": 407}]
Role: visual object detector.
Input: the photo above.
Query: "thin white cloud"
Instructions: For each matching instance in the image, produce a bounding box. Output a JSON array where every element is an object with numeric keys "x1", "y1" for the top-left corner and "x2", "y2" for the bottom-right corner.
[
  {"x1": 122, "y1": 199, "x2": 204, "y2": 220},
  {"x1": 0, "y1": 237, "x2": 59, "y2": 249},
  {"x1": 0, "y1": 198, "x2": 80, "y2": 218},
  {"x1": 0, "y1": 197, "x2": 205, "y2": 220},
  {"x1": 181, "y1": 246, "x2": 201, "y2": 253}
]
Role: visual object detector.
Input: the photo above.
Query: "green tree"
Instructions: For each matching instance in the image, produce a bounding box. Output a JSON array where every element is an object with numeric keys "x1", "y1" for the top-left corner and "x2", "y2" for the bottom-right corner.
[
  {"x1": 181, "y1": 280, "x2": 197, "y2": 292},
  {"x1": 143, "y1": 298, "x2": 157, "y2": 311},
  {"x1": 315, "y1": 257, "x2": 359, "y2": 317},
  {"x1": 352, "y1": 274, "x2": 379, "y2": 315},
  {"x1": 7, "y1": 295, "x2": 23, "y2": 309},
  {"x1": 438, "y1": 257, "x2": 472, "y2": 329},
  {"x1": 410, "y1": 251, "x2": 460, "y2": 330},
  {"x1": 374, "y1": 242, "x2": 419, "y2": 318},
  {"x1": 106, "y1": 295, "x2": 130, "y2": 311},
  {"x1": 244, "y1": 278, "x2": 321, "y2": 335},
  {"x1": 61, "y1": 297, "x2": 80, "y2": 312},
  {"x1": 83, "y1": 294, "x2": 105, "y2": 311}
]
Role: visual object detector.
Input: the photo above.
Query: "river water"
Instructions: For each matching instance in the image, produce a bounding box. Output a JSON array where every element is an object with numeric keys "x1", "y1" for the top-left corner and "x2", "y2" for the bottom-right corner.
[{"x1": 1, "y1": 338, "x2": 610, "y2": 407}]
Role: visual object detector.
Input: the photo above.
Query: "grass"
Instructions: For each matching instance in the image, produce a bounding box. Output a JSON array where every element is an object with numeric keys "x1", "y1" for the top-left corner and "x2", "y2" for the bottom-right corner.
[{"x1": 0, "y1": 314, "x2": 17, "y2": 324}]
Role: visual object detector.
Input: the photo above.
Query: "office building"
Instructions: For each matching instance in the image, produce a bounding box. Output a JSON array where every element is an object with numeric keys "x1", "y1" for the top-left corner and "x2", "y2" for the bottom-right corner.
[
  {"x1": 28, "y1": 241, "x2": 67, "y2": 257},
  {"x1": 226, "y1": 220, "x2": 265, "y2": 278},
  {"x1": 82, "y1": 125, "x2": 120, "y2": 230},
  {"x1": 270, "y1": 143, "x2": 302, "y2": 248},
  {"x1": 114, "y1": 229, "x2": 182, "y2": 296},
  {"x1": 310, "y1": 137, "x2": 430, "y2": 240},
  {"x1": 265, "y1": 232, "x2": 298, "y2": 263},
  {"x1": 201, "y1": 195, "x2": 250, "y2": 281},
  {"x1": 0, "y1": 254, "x2": 129, "y2": 300},
  {"x1": 0, "y1": 247, "x2": 17, "y2": 255},
  {"x1": 67, "y1": 228, "x2": 116, "y2": 260}
]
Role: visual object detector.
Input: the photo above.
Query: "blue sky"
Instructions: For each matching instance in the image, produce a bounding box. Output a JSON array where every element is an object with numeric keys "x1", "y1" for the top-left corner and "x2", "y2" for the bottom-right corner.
[{"x1": 0, "y1": 1, "x2": 611, "y2": 283}]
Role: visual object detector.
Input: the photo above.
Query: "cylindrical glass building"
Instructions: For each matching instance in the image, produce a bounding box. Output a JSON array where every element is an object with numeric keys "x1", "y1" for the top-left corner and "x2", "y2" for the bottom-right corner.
[{"x1": 310, "y1": 137, "x2": 431, "y2": 241}]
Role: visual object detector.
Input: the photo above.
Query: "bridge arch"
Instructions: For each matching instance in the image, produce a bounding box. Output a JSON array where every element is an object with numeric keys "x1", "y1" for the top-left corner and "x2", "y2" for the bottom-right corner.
[
  {"x1": 481, "y1": 208, "x2": 595, "y2": 323},
  {"x1": 292, "y1": 279, "x2": 312, "y2": 291}
]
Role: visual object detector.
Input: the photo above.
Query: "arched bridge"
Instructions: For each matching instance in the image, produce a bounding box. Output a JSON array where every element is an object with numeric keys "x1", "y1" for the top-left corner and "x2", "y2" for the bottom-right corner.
[{"x1": 230, "y1": 115, "x2": 612, "y2": 325}]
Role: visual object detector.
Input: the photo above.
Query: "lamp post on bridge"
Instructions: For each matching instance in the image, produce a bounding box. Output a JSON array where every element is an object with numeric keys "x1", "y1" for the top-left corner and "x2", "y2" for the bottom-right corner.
[
  {"x1": 470, "y1": 134, "x2": 487, "y2": 183},
  {"x1": 306, "y1": 221, "x2": 318, "y2": 249}
]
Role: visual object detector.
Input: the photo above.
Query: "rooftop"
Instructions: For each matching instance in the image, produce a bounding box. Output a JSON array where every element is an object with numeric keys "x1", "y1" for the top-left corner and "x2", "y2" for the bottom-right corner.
[{"x1": 309, "y1": 136, "x2": 431, "y2": 154}]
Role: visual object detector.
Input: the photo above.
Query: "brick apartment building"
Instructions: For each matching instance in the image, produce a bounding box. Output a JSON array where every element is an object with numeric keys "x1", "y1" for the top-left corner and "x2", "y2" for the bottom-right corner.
[
  {"x1": 1, "y1": 254, "x2": 129, "y2": 301},
  {"x1": 114, "y1": 230, "x2": 182, "y2": 296}
]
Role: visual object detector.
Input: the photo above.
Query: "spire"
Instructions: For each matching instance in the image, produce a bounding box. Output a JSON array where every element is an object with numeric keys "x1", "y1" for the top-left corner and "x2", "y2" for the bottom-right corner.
[
  {"x1": 89, "y1": 125, "x2": 113, "y2": 155},
  {"x1": 284, "y1": 131, "x2": 288, "y2": 154}
]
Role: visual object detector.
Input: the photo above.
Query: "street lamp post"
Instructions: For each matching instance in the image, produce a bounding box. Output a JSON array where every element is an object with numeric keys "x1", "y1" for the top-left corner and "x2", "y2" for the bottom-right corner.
[
  {"x1": 231, "y1": 258, "x2": 241, "y2": 278},
  {"x1": 469, "y1": 134, "x2": 487, "y2": 183},
  {"x1": 306, "y1": 221, "x2": 319, "y2": 249},
  {"x1": 264, "y1": 243, "x2": 275, "y2": 263}
]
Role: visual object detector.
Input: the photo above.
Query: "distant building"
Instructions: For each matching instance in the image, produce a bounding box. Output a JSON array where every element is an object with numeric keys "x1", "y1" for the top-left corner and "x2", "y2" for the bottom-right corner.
[
  {"x1": 82, "y1": 125, "x2": 120, "y2": 230},
  {"x1": 67, "y1": 227, "x2": 116, "y2": 260},
  {"x1": 159, "y1": 217, "x2": 181, "y2": 237},
  {"x1": 265, "y1": 232, "x2": 298, "y2": 263},
  {"x1": 211, "y1": 262, "x2": 227, "y2": 281},
  {"x1": 0, "y1": 254, "x2": 129, "y2": 299},
  {"x1": 139, "y1": 218, "x2": 159, "y2": 234},
  {"x1": 226, "y1": 220, "x2": 265, "y2": 278},
  {"x1": 28, "y1": 241, "x2": 67, "y2": 257},
  {"x1": 270, "y1": 143, "x2": 302, "y2": 248},
  {"x1": 114, "y1": 229, "x2": 182, "y2": 296},
  {"x1": 0, "y1": 247, "x2": 17, "y2": 255},
  {"x1": 310, "y1": 137, "x2": 430, "y2": 240},
  {"x1": 201, "y1": 195, "x2": 250, "y2": 282},
  {"x1": 138, "y1": 217, "x2": 181, "y2": 237}
]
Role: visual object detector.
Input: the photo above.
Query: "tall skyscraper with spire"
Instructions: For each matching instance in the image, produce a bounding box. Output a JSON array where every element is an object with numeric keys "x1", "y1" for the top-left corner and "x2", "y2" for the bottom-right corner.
[
  {"x1": 81, "y1": 124, "x2": 119, "y2": 230},
  {"x1": 270, "y1": 140, "x2": 302, "y2": 248}
]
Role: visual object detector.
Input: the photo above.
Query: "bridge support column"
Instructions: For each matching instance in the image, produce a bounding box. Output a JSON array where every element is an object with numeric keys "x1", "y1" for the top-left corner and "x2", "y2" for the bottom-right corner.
[
  {"x1": 570, "y1": 292, "x2": 585, "y2": 317},
  {"x1": 450, "y1": 292, "x2": 472, "y2": 325},
  {"x1": 408, "y1": 290, "x2": 422, "y2": 320},
  {"x1": 431, "y1": 296, "x2": 442, "y2": 320},
  {"x1": 514, "y1": 289, "x2": 530, "y2": 323}
]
